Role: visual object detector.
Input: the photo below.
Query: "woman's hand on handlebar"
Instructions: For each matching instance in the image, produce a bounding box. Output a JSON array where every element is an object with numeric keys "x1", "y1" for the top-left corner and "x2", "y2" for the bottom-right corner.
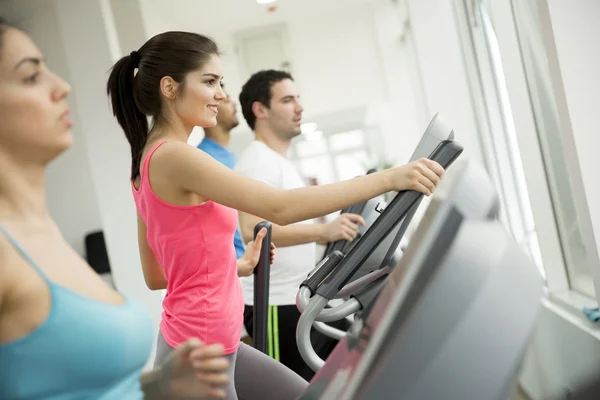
[
  {"x1": 237, "y1": 227, "x2": 276, "y2": 277},
  {"x1": 386, "y1": 158, "x2": 445, "y2": 196}
]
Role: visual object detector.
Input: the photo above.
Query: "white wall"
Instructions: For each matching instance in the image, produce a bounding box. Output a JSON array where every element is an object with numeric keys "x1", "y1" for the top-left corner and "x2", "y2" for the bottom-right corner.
[
  {"x1": 285, "y1": 7, "x2": 387, "y2": 118},
  {"x1": 0, "y1": 0, "x2": 104, "y2": 257},
  {"x1": 371, "y1": 0, "x2": 429, "y2": 164},
  {"x1": 108, "y1": 0, "x2": 148, "y2": 56},
  {"x1": 404, "y1": 0, "x2": 485, "y2": 166}
]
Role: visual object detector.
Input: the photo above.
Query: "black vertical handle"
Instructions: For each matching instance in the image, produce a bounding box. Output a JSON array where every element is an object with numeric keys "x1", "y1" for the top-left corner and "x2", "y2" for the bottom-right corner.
[{"x1": 252, "y1": 221, "x2": 272, "y2": 354}]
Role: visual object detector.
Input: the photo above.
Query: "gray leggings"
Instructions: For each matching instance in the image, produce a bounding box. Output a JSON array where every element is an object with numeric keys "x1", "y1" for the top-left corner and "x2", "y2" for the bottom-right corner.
[{"x1": 155, "y1": 332, "x2": 308, "y2": 400}]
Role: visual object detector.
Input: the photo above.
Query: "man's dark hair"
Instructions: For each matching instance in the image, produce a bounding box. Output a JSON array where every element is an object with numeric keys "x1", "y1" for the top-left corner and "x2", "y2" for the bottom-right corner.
[{"x1": 239, "y1": 69, "x2": 293, "y2": 130}]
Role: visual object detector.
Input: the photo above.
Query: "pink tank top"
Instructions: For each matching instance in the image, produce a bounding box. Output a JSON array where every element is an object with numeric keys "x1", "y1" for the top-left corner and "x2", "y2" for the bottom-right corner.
[{"x1": 132, "y1": 141, "x2": 244, "y2": 354}]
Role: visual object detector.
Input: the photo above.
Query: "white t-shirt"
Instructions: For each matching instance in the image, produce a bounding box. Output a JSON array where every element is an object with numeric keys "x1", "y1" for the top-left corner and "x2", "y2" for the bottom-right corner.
[{"x1": 236, "y1": 140, "x2": 316, "y2": 306}]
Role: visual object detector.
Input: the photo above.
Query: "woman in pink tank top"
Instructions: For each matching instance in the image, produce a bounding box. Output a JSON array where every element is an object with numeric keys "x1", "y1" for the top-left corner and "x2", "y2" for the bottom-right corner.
[{"x1": 107, "y1": 31, "x2": 444, "y2": 400}]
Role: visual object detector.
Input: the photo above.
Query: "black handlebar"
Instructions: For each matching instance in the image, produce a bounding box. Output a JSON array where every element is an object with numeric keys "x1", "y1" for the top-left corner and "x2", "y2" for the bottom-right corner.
[
  {"x1": 321, "y1": 202, "x2": 368, "y2": 260},
  {"x1": 301, "y1": 250, "x2": 344, "y2": 292},
  {"x1": 315, "y1": 140, "x2": 463, "y2": 300},
  {"x1": 252, "y1": 221, "x2": 272, "y2": 355}
]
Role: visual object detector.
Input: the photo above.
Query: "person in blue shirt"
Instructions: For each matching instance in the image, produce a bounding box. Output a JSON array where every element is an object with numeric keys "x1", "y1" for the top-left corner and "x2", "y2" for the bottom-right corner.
[{"x1": 198, "y1": 89, "x2": 246, "y2": 259}]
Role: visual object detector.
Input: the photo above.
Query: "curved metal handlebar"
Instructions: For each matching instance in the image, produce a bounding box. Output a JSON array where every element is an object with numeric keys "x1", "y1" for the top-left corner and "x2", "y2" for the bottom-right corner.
[
  {"x1": 313, "y1": 321, "x2": 346, "y2": 341},
  {"x1": 336, "y1": 267, "x2": 391, "y2": 298},
  {"x1": 297, "y1": 286, "x2": 312, "y2": 313},
  {"x1": 297, "y1": 295, "x2": 330, "y2": 371},
  {"x1": 315, "y1": 299, "x2": 361, "y2": 323},
  {"x1": 298, "y1": 286, "x2": 361, "y2": 322}
]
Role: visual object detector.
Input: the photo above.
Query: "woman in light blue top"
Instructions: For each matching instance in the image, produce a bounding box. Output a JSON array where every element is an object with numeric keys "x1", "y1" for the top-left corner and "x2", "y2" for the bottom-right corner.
[{"x1": 0, "y1": 17, "x2": 229, "y2": 400}]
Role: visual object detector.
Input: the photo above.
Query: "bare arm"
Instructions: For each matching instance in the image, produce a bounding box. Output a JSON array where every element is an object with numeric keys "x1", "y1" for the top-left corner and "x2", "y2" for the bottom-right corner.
[
  {"x1": 0, "y1": 239, "x2": 14, "y2": 318},
  {"x1": 240, "y1": 212, "x2": 366, "y2": 247},
  {"x1": 156, "y1": 142, "x2": 442, "y2": 226},
  {"x1": 137, "y1": 212, "x2": 167, "y2": 290},
  {"x1": 239, "y1": 212, "x2": 324, "y2": 247}
]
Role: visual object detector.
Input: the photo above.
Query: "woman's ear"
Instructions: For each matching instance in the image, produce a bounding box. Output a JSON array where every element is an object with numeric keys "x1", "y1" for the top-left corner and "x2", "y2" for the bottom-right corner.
[{"x1": 159, "y1": 76, "x2": 179, "y2": 100}]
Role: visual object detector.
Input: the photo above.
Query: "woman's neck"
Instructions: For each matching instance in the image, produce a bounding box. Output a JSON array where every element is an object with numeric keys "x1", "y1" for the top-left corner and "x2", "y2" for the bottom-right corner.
[
  {"x1": 0, "y1": 158, "x2": 50, "y2": 222},
  {"x1": 150, "y1": 116, "x2": 193, "y2": 143}
]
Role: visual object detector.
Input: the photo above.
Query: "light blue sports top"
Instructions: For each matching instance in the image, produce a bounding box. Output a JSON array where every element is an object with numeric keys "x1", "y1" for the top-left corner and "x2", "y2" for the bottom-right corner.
[{"x1": 0, "y1": 224, "x2": 154, "y2": 399}]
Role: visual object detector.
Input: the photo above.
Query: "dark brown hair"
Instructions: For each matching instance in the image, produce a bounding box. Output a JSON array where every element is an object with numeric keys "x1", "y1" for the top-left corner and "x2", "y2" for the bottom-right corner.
[
  {"x1": 239, "y1": 69, "x2": 293, "y2": 130},
  {"x1": 106, "y1": 31, "x2": 220, "y2": 180}
]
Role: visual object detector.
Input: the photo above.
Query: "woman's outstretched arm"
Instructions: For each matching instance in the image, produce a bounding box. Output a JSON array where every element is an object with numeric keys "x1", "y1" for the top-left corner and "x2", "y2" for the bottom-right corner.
[{"x1": 153, "y1": 141, "x2": 443, "y2": 226}]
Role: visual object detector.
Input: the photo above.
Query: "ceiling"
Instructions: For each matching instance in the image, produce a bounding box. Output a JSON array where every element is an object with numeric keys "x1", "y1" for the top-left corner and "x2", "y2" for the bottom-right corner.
[{"x1": 140, "y1": 0, "x2": 378, "y2": 35}]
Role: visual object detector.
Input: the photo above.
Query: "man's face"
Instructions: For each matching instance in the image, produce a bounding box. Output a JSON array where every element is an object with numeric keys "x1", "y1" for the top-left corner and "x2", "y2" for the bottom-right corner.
[
  {"x1": 216, "y1": 91, "x2": 239, "y2": 131},
  {"x1": 265, "y1": 79, "x2": 304, "y2": 140}
]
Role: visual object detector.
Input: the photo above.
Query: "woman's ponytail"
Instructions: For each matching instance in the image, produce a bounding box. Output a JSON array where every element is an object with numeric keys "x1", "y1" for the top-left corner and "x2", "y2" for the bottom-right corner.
[
  {"x1": 107, "y1": 32, "x2": 220, "y2": 181},
  {"x1": 107, "y1": 51, "x2": 148, "y2": 181}
]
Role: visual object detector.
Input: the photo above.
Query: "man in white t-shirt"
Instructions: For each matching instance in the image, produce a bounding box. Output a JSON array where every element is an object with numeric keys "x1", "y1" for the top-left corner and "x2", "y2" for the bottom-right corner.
[{"x1": 236, "y1": 70, "x2": 364, "y2": 381}]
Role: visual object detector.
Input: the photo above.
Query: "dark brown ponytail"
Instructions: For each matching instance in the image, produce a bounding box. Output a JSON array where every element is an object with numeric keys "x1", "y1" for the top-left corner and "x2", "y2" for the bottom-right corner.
[{"x1": 107, "y1": 31, "x2": 220, "y2": 180}]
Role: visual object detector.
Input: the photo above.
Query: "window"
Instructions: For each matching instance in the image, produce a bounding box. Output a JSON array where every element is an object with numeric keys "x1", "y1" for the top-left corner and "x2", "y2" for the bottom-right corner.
[
  {"x1": 295, "y1": 137, "x2": 328, "y2": 158},
  {"x1": 335, "y1": 151, "x2": 370, "y2": 181},
  {"x1": 461, "y1": 0, "x2": 545, "y2": 277},
  {"x1": 290, "y1": 128, "x2": 372, "y2": 184},
  {"x1": 510, "y1": 0, "x2": 597, "y2": 297},
  {"x1": 458, "y1": 0, "x2": 597, "y2": 298},
  {"x1": 329, "y1": 130, "x2": 365, "y2": 152},
  {"x1": 299, "y1": 155, "x2": 336, "y2": 185}
]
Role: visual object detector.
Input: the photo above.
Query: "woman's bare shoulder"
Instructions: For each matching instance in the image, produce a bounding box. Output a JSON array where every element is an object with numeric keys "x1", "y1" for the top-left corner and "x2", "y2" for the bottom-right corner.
[
  {"x1": 0, "y1": 235, "x2": 21, "y2": 295},
  {"x1": 0, "y1": 236, "x2": 11, "y2": 308}
]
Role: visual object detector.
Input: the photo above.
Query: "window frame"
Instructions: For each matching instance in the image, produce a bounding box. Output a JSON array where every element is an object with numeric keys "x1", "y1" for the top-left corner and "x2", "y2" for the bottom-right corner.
[
  {"x1": 509, "y1": 0, "x2": 600, "y2": 303},
  {"x1": 453, "y1": 0, "x2": 600, "y2": 303},
  {"x1": 454, "y1": 0, "x2": 546, "y2": 278}
]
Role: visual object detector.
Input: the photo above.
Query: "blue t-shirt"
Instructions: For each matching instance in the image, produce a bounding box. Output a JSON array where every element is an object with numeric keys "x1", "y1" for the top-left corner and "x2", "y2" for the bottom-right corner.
[{"x1": 198, "y1": 137, "x2": 246, "y2": 259}]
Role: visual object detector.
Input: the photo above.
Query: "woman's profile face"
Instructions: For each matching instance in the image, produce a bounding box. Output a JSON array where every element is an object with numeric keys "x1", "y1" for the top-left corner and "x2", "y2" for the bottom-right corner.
[
  {"x1": 0, "y1": 27, "x2": 73, "y2": 163},
  {"x1": 172, "y1": 54, "x2": 226, "y2": 129}
]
